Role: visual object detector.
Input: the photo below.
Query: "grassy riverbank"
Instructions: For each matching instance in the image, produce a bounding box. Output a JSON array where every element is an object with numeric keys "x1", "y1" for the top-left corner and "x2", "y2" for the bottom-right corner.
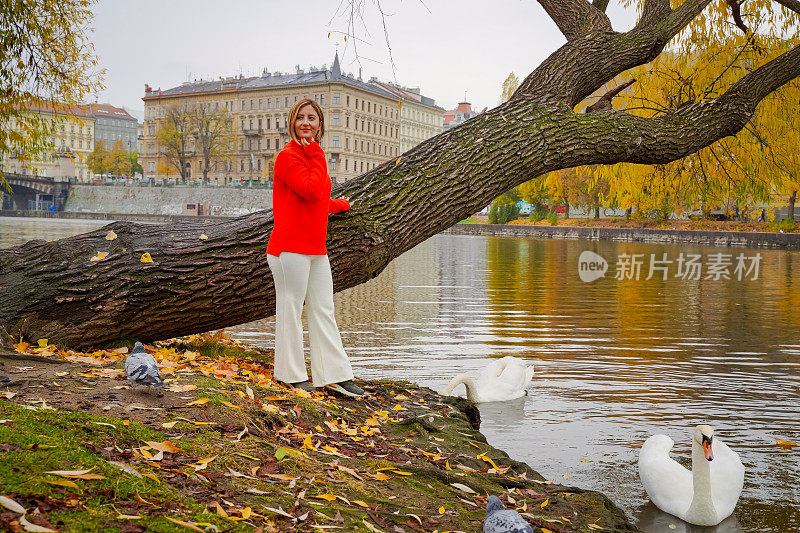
[
  {"x1": 0, "y1": 334, "x2": 635, "y2": 532},
  {"x1": 463, "y1": 216, "x2": 799, "y2": 233}
]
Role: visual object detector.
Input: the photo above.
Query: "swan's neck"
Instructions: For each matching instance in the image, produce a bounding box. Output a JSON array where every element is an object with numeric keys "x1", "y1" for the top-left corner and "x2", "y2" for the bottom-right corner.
[
  {"x1": 687, "y1": 439, "x2": 717, "y2": 523},
  {"x1": 440, "y1": 374, "x2": 479, "y2": 402}
]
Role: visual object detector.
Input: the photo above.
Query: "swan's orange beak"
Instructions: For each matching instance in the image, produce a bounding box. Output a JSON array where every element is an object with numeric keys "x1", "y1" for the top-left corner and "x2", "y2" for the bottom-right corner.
[{"x1": 702, "y1": 435, "x2": 714, "y2": 461}]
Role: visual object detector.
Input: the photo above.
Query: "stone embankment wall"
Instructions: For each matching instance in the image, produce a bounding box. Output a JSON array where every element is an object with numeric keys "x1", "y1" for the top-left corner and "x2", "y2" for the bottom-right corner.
[
  {"x1": 65, "y1": 185, "x2": 272, "y2": 217},
  {"x1": 445, "y1": 223, "x2": 800, "y2": 250}
]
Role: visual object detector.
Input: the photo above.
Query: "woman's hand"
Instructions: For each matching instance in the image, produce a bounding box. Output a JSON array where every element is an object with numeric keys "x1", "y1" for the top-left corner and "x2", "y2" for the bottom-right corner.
[{"x1": 299, "y1": 137, "x2": 311, "y2": 147}]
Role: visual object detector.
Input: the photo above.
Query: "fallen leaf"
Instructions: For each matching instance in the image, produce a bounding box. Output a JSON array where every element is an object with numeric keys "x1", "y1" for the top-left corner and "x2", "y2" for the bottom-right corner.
[
  {"x1": 19, "y1": 515, "x2": 57, "y2": 532},
  {"x1": 541, "y1": 498, "x2": 549, "y2": 508},
  {"x1": 117, "y1": 514, "x2": 142, "y2": 519},
  {"x1": 438, "y1": 506, "x2": 445, "y2": 514},
  {"x1": 245, "y1": 384, "x2": 254, "y2": 400},
  {"x1": 106, "y1": 230, "x2": 118, "y2": 241},
  {"x1": 367, "y1": 472, "x2": 392, "y2": 481},
  {"x1": 165, "y1": 517, "x2": 204, "y2": 531},
  {"x1": 162, "y1": 421, "x2": 179, "y2": 429},
  {"x1": 266, "y1": 474, "x2": 297, "y2": 481},
  {"x1": 1, "y1": 391, "x2": 17, "y2": 399},
  {"x1": 199, "y1": 233, "x2": 208, "y2": 240},
  {"x1": 37, "y1": 339, "x2": 49, "y2": 348},
  {"x1": 353, "y1": 500, "x2": 370, "y2": 508},
  {"x1": 450, "y1": 482, "x2": 477, "y2": 494},
  {"x1": 776, "y1": 439, "x2": 798, "y2": 448},
  {"x1": 144, "y1": 440, "x2": 181, "y2": 453},
  {"x1": 220, "y1": 400, "x2": 241, "y2": 409},
  {"x1": 0, "y1": 495, "x2": 26, "y2": 513},
  {"x1": 185, "y1": 398, "x2": 210, "y2": 406},
  {"x1": 168, "y1": 384, "x2": 197, "y2": 393},
  {"x1": 46, "y1": 467, "x2": 105, "y2": 480},
  {"x1": 140, "y1": 252, "x2": 153, "y2": 263},
  {"x1": 90, "y1": 252, "x2": 107, "y2": 262}
]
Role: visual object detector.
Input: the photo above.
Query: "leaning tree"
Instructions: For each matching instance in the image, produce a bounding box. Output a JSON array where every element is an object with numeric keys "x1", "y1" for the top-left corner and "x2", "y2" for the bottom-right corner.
[{"x1": 2, "y1": 0, "x2": 800, "y2": 349}]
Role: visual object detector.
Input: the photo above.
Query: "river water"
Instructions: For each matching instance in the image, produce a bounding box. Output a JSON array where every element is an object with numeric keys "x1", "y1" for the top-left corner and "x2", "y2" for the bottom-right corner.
[{"x1": 2, "y1": 216, "x2": 799, "y2": 532}]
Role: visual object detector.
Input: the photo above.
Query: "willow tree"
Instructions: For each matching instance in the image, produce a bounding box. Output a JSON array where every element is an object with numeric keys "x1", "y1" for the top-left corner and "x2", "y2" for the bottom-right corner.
[
  {"x1": 575, "y1": 1, "x2": 800, "y2": 217},
  {"x1": 0, "y1": 0, "x2": 102, "y2": 189},
  {"x1": 2, "y1": 0, "x2": 800, "y2": 349}
]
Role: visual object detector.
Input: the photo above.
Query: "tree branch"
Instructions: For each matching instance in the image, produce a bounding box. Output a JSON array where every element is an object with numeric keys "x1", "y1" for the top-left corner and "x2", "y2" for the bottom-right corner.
[
  {"x1": 592, "y1": 0, "x2": 610, "y2": 13},
  {"x1": 586, "y1": 79, "x2": 636, "y2": 113},
  {"x1": 519, "y1": 0, "x2": 713, "y2": 106},
  {"x1": 774, "y1": 0, "x2": 800, "y2": 15},
  {"x1": 726, "y1": 0, "x2": 749, "y2": 33},
  {"x1": 537, "y1": 0, "x2": 612, "y2": 41}
]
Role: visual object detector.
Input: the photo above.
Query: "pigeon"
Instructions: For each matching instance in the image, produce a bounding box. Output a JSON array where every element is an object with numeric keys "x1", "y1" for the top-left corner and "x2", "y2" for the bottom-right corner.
[
  {"x1": 483, "y1": 495, "x2": 533, "y2": 533},
  {"x1": 125, "y1": 341, "x2": 164, "y2": 394}
]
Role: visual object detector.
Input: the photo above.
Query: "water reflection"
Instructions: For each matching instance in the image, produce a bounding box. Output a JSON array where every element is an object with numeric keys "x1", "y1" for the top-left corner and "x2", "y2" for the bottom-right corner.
[{"x1": 3, "y1": 218, "x2": 799, "y2": 532}]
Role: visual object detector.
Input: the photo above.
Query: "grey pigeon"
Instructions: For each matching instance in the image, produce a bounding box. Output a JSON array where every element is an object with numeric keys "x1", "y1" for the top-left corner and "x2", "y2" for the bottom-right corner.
[
  {"x1": 125, "y1": 342, "x2": 164, "y2": 394},
  {"x1": 483, "y1": 495, "x2": 534, "y2": 533}
]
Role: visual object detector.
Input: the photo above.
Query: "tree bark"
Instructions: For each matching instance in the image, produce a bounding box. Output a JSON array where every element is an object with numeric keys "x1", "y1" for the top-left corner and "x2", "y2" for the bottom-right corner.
[
  {"x1": 2, "y1": 2, "x2": 800, "y2": 349},
  {"x1": 789, "y1": 190, "x2": 797, "y2": 221}
]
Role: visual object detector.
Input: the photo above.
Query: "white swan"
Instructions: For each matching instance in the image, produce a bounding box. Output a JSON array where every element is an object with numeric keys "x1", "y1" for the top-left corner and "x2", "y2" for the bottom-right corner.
[
  {"x1": 638, "y1": 424, "x2": 745, "y2": 526},
  {"x1": 440, "y1": 356, "x2": 534, "y2": 403}
]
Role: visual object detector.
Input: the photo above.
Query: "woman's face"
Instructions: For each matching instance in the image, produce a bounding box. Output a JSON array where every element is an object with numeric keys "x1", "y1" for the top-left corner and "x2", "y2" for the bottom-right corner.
[{"x1": 295, "y1": 104, "x2": 320, "y2": 143}]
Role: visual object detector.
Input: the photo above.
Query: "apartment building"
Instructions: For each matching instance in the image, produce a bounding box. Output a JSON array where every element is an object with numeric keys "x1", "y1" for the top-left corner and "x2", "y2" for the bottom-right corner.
[
  {"x1": 89, "y1": 103, "x2": 139, "y2": 152},
  {"x1": 1, "y1": 103, "x2": 96, "y2": 181},
  {"x1": 141, "y1": 53, "x2": 402, "y2": 184},
  {"x1": 369, "y1": 80, "x2": 444, "y2": 154}
]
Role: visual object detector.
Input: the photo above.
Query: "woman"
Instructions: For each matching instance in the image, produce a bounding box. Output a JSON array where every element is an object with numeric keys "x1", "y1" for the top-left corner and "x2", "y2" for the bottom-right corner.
[{"x1": 266, "y1": 98, "x2": 364, "y2": 397}]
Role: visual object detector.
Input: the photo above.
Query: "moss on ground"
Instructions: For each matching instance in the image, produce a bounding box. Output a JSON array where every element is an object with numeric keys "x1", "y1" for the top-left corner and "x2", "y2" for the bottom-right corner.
[{"x1": 0, "y1": 336, "x2": 637, "y2": 532}]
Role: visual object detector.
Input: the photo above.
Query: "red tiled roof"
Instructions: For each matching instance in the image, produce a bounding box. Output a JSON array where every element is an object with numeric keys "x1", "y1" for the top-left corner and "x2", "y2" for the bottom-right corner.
[
  {"x1": 86, "y1": 103, "x2": 136, "y2": 120},
  {"x1": 456, "y1": 102, "x2": 472, "y2": 114}
]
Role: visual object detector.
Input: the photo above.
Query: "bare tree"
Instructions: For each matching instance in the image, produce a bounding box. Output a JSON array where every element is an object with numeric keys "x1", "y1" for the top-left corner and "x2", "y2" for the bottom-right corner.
[
  {"x1": 190, "y1": 104, "x2": 234, "y2": 182},
  {"x1": 2, "y1": 0, "x2": 800, "y2": 348},
  {"x1": 156, "y1": 104, "x2": 192, "y2": 180}
]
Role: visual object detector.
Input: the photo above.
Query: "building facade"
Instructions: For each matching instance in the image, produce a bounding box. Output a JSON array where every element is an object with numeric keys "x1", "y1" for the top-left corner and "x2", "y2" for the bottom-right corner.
[
  {"x1": 89, "y1": 104, "x2": 139, "y2": 152},
  {"x1": 1, "y1": 103, "x2": 96, "y2": 181},
  {"x1": 141, "y1": 54, "x2": 403, "y2": 184},
  {"x1": 443, "y1": 101, "x2": 479, "y2": 130},
  {"x1": 369, "y1": 80, "x2": 444, "y2": 155}
]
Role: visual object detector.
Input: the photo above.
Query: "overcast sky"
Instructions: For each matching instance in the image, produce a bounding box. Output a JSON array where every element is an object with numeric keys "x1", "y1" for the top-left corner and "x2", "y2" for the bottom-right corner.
[{"x1": 91, "y1": 1, "x2": 638, "y2": 119}]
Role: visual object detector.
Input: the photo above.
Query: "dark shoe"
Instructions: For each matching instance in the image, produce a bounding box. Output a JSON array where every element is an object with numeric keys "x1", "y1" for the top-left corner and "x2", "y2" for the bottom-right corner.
[
  {"x1": 288, "y1": 380, "x2": 314, "y2": 393},
  {"x1": 327, "y1": 380, "x2": 365, "y2": 397}
]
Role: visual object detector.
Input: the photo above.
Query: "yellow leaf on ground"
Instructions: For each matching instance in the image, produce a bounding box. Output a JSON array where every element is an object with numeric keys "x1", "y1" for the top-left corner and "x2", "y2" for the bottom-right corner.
[
  {"x1": 117, "y1": 514, "x2": 142, "y2": 520},
  {"x1": 314, "y1": 494, "x2": 337, "y2": 501},
  {"x1": 541, "y1": 498, "x2": 549, "y2": 508},
  {"x1": 301, "y1": 436, "x2": 315, "y2": 450},
  {"x1": 145, "y1": 440, "x2": 181, "y2": 453},
  {"x1": 391, "y1": 470, "x2": 413, "y2": 476},
  {"x1": 168, "y1": 384, "x2": 197, "y2": 393},
  {"x1": 199, "y1": 233, "x2": 208, "y2": 240},
  {"x1": 392, "y1": 404, "x2": 405, "y2": 411},
  {"x1": 211, "y1": 501, "x2": 228, "y2": 518},
  {"x1": 45, "y1": 468, "x2": 97, "y2": 478},
  {"x1": 185, "y1": 398, "x2": 210, "y2": 406},
  {"x1": 245, "y1": 384, "x2": 254, "y2": 400},
  {"x1": 143, "y1": 473, "x2": 160, "y2": 484},
  {"x1": 162, "y1": 421, "x2": 179, "y2": 429},
  {"x1": 438, "y1": 506, "x2": 445, "y2": 514},
  {"x1": 367, "y1": 472, "x2": 392, "y2": 481},
  {"x1": 266, "y1": 474, "x2": 297, "y2": 481},
  {"x1": 37, "y1": 339, "x2": 49, "y2": 347},
  {"x1": 90, "y1": 252, "x2": 107, "y2": 262},
  {"x1": 106, "y1": 230, "x2": 118, "y2": 241},
  {"x1": 41, "y1": 478, "x2": 82, "y2": 492},
  {"x1": 140, "y1": 252, "x2": 153, "y2": 263},
  {"x1": 776, "y1": 439, "x2": 798, "y2": 448},
  {"x1": 353, "y1": 500, "x2": 370, "y2": 508},
  {"x1": 220, "y1": 400, "x2": 241, "y2": 409},
  {"x1": 165, "y1": 517, "x2": 204, "y2": 531},
  {"x1": 19, "y1": 515, "x2": 58, "y2": 532},
  {"x1": 136, "y1": 492, "x2": 156, "y2": 506}
]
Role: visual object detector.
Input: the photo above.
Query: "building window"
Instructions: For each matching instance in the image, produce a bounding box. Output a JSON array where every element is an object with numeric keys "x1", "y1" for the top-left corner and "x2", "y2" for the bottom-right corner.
[
  {"x1": 241, "y1": 160, "x2": 245, "y2": 171},
  {"x1": 333, "y1": 93, "x2": 340, "y2": 105},
  {"x1": 249, "y1": 119, "x2": 254, "y2": 129},
  {"x1": 257, "y1": 159, "x2": 262, "y2": 171},
  {"x1": 285, "y1": 97, "x2": 289, "y2": 107},
  {"x1": 347, "y1": 95, "x2": 350, "y2": 106},
  {"x1": 332, "y1": 114, "x2": 340, "y2": 126},
  {"x1": 360, "y1": 161, "x2": 363, "y2": 172},
  {"x1": 345, "y1": 159, "x2": 348, "y2": 170},
  {"x1": 249, "y1": 139, "x2": 254, "y2": 150},
  {"x1": 332, "y1": 136, "x2": 339, "y2": 148},
  {"x1": 268, "y1": 98, "x2": 272, "y2": 108},
  {"x1": 346, "y1": 116, "x2": 350, "y2": 128},
  {"x1": 368, "y1": 102, "x2": 371, "y2": 113},
  {"x1": 355, "y1": 98, "x2": 358, "y2": 109},
  {"x1": 331, "y1": 159, "x2": 336, "y2": 170},
  {"x1": 266, "y1": 138, "x2": 271, "y2": 149},
  {"x1": 242, "y1": 100, "x2": 246, "y2": 110},
  {"x1": 241, "y1": 119, "x2": 245, "y2": 130},
  {"x1": 345, "y1": 138, "x2": 349, "y2": 149},
  {"x1": 320, "y1": 94, "x2": 325, "y2": 105},
  {"x1": 258, "y1": 118, "x2": 262, "y2": 129},
  {"x1": 314, "y1": 94, "x2": 319, "y2": 103},
  {"x1": 267, "y1": 118, "x2": 271, "y2": 129},
  {"x1": 241, "y1": 140, "x2": 245, "y2": 150}
]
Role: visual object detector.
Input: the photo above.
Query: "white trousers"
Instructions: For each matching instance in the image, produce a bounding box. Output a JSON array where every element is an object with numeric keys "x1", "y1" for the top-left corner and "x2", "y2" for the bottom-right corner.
[{"x1": 267, "y1": 252, "x2": 354, "y2": 387}]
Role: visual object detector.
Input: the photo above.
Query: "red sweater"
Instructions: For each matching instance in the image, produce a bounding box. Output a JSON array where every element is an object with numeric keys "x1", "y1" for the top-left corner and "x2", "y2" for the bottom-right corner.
[{"x1": 266, "y1": 140, "x2": 350, "y2": 256}]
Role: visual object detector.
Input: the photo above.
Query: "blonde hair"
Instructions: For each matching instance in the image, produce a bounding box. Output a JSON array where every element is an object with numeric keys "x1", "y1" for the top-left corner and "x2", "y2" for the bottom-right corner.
[{"x1": 288, "y1": 98, "x2": 325, "y2": 143}]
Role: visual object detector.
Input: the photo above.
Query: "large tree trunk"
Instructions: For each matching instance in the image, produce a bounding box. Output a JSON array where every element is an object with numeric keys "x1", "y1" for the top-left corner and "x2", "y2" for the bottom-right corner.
[
  {"x1": 2, "y1": 0, "x2": 800, "y2": 349},
  {"x1": 789, "y1": 190, "x2": 797, "y2": 221}
]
